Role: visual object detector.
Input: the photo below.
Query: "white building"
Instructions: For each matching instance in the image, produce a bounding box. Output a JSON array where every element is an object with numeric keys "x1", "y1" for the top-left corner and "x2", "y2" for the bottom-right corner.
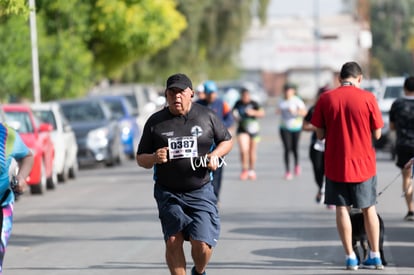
[{"x1": 239, "y1": 13, "x2": 371, "y2": 99}]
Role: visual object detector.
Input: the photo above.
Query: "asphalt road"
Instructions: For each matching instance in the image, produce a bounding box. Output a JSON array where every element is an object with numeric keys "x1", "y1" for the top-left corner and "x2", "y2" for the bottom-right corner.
[{"x1": 5, "y1": 105, "x2": 414, "y2": 275}]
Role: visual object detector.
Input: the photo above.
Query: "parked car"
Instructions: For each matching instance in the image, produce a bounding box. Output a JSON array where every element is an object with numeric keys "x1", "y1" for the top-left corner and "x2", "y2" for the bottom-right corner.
[
  {"x1": 375, "y1": 76, "x2": 405, "y2": 159},
  {"x1": 31, "y1": 102, "x2": 79, "y2": 182},
  {"x1": 2, "y1": 104, "x2": 56, "y2": 194},
  {"x1": 90, "y1": 95, "x2": 141, "y2": 159},
  {"x1": 89, "y1": 83, "x2": 164, "y2": 130},
  {"x1": 361, "y1": 79, "x2": 381, "y2": 99},
  {"x1": 57, "y1": 98, "x2": 123, "y2": 167}
]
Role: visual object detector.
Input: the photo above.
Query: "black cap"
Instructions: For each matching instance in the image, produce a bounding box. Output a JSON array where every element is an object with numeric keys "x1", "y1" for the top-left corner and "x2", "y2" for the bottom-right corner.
[{"x1": 166, "y1": 73, "x2": 193, "y2": 90}]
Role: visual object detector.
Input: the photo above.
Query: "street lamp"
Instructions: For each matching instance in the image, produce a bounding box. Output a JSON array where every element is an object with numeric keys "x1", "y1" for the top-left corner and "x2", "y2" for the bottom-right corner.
[{"x1": 29, "y1": 0, "x2": 41, "y2": 103}]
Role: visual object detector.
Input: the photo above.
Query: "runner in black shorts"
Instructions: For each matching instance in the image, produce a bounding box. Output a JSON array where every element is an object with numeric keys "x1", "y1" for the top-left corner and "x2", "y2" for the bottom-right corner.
[
  {"x1": 390, "y1": 76, "x2": 414, "y2": 221},
  {"x1": 136, "y1": 73, "x2": 233, "y2": 275}
]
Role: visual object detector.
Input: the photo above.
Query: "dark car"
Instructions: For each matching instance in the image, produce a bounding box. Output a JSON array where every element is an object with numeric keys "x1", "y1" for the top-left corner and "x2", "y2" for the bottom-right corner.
[
  {"x1": 91, "y1": 95, "x2": 141, "y2": 159},
  {"x1": 57, "y1": 98, "x2": 123, "y2": 167}
]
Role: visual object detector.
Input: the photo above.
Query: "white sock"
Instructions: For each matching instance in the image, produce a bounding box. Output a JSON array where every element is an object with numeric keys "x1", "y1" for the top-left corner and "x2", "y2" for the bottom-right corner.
[
  {"x1": 370, "y1": 251, "x2": 380, "y2": 259},
  {"x1": 346, "y1": 252, "x2": 357, "y2": 260}
]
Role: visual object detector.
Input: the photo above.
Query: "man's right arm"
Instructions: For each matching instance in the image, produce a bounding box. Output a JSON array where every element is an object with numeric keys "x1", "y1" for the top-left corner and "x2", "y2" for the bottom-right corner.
[
  {"x1": 136, "y1": 147, "x2": 169, "y2": 169},
  {"x1": 136, "y1": 153, "x2": 156, "y2": 169}
]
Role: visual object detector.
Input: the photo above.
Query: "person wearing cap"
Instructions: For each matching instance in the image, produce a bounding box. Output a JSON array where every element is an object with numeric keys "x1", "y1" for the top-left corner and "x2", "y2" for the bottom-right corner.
[
  {"x1": 311, "y1": 61, "x2": 384, "y2": 270},
  {"x1": 0, "y1": 121, "x2": 34, "y2": 274},
  {"x1": 136, "y1": 73, "x2": 233, "y2": 275},
  {"x1": 276, "y1": 83, "x2": 307, "y2": 180},
  {"x1": 196, "y1": 80, "x2": 234, "y2": 203}
]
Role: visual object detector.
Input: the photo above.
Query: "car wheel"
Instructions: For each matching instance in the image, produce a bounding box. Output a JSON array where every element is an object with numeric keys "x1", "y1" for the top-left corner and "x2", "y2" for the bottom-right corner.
[
  {"x1": 57, "y1": 163, "x2": 69, "y2": 183},
  {"x1": 116, "y1": 150, "x2": 124, "y2": 165},
  {"x1": 68, "y1": 161, "x2": 78, "y2": 179},
  {"x1": 117, "y1": 142, "x2": 124, "y2": 165},
  {"x1": 47, "y1": 167, "x2": 58, "y2": 190},
  {"x1": 30, "y1": 161, "x2": 47, "y2": 195}
]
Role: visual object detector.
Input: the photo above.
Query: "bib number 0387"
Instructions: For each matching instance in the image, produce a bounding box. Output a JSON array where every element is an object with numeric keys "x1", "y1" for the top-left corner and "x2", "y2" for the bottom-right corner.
[{"x1": 168, "y1": 136, "x2": 198, "y2": 160}]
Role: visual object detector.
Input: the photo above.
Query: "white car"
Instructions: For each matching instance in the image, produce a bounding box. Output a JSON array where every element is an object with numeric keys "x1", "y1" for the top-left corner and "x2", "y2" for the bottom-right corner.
[
  {"x1": 376, "y1": 77, "x2": 405, "y2": 158},
  {"x1": 31, "y1": 102, "x2": 78, "y2": 182}
]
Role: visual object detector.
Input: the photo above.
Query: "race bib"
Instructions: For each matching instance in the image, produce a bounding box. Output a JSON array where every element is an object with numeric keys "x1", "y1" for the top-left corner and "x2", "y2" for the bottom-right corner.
[
  {"x1": 168, "y1": 136, "x2": 198, "y2": 160},
  {"x1": 242, "y1": 119, "x2": 260, "y2": 135}
]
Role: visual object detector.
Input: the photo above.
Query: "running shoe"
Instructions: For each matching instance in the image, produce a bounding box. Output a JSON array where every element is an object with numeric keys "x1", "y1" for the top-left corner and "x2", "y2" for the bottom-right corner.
[
  {"x1": 191, "y1": 266, "x2": 206, "y2": 275},
  {"x1": 326, "y1": 204, "x2": 335, "y2": 210},
  {"x1": 240, "y1": 170, "x2": 249, "y2": 181},
  {"x1": 346, "y1": 257, "x2": 359, "y2": 270},
  {"x1": 294, "y1": 165, "x2": 301, "y2": 176},
  {"x1": 248, "y1": 170, "x2": 257, "y2": 180},
  {"x1": 404, "y1": 211, "x2": 414, "y2": 221},
  {"x1": 315, "y1": 191, "x2": 324, "y2": 204},
  {"x1": 284, "y1": 171, "x2": 293, "y2": 180},
  {"x1": 362, "y1": 256, "x2": 384, "y2": 270}
]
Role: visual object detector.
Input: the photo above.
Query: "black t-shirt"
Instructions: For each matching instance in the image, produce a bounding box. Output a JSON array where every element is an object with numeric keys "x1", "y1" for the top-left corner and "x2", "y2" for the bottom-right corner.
[
  {"x1": 233, "y1": 100, "x2": 261, "y2": 134},
  {"x1": 389, "y1": 96, "x2": 414, "y2": 147},
  {"x1": 137, "y1": 103, "x2": 232, "y2": 192}
]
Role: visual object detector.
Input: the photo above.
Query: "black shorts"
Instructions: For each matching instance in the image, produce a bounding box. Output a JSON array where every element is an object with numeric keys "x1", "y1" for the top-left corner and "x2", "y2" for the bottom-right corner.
[
  {"x1": 395, "y1": 145, "x2": 414, "y2": 169},
  {"x1": 154, "y1": 183, "x2": 220, "y2": 247},
  {"x1": 325, "y1": 176, "x2": 377, "y2": 208}
]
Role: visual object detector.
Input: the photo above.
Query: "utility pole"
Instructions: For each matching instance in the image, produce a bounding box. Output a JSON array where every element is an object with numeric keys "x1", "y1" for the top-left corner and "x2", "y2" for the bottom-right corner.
[
  {"x1": 314, "y1": 0, "x2": 320, "y2": 91},
  {"x1": 29, "y1": 0, "x2": 41, "y2": 103}
]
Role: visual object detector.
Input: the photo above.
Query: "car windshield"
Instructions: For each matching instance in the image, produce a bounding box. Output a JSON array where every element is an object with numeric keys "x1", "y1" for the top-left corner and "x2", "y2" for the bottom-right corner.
[
  {"x1": 33, "y1": 110, "x2": 57, "y2": 130},
  {"x1": 4, "y1": 111, "x2": 34, "y2": 133},
  {"x1": 383, "y1": 85, "x2": 403, "y2": 99},
  {"x1": 104, "y1": 100, "x2": 125, "y2": 118},
  {"x1": 61, "y1": 102, "x2": 106, "y2": 122},
  {"x1": 124, "y1": 94, "x2": 138, "y2": 110}
]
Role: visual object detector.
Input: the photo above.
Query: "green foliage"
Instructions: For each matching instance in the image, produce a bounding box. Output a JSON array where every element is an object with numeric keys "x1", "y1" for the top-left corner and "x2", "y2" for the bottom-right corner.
[
  {"x1": 0, "y1": 0, "x2": 187, "y2": 101},
  {"x1": 37, "y1": 26, "x2": 94, "y2": 101},
  {"x1": 89, "y1": 0, "x2": 187, "y2": 77},
  {"x1": 0, "y1": 0, "x2": 28, "y2": 16},
  {"x1": 121, "y1": 0, "x2": 269, "y2": 86},
  {"x1": 370, "y1": 0, "x2": 414, "y2": 77},
  {"x1": 0, "y1": 16, "x2": 32, "y2": 101},
  {"x1": 0, "y1": 0, "x2": 267, "y2": 101}
]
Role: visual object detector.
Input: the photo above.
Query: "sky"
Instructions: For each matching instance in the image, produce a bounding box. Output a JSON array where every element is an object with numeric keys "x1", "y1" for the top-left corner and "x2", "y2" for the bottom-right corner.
[{"x1": 267, "y1": 0, "x2": 345, "y2": 18}]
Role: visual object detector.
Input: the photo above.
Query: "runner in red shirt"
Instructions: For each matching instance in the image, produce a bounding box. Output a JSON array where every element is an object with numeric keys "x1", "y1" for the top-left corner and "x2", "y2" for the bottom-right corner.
[{"x1": 311, "y1": 62, "x2": 384, "y2": 270}]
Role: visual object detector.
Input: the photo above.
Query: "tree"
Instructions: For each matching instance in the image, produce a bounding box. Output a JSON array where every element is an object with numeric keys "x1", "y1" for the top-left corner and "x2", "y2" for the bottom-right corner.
[
  {"x1": 0, "y1": 0, "x2": 28, "y2": 15},
  {"x1": 0, "y1": 0, "x2": 268, "y2": 101},
  {"x1": 120, "y1": 0, "x2": 270, "y2": 85},
  {"x1": 0, "y1": 15, "x2": 32, "y2": 101},
  {"x1": 370, "y1": 0, "x2": 414, "y2": 77},
  {"x1": 0, "y1": 0, "x2": 187, "y2": 101}
]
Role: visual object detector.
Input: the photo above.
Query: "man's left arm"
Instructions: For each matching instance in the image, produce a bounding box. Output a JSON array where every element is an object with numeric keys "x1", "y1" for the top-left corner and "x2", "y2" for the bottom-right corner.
[{"x1": 371, "y1": 97, "x2": 384, "y2": 140}]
